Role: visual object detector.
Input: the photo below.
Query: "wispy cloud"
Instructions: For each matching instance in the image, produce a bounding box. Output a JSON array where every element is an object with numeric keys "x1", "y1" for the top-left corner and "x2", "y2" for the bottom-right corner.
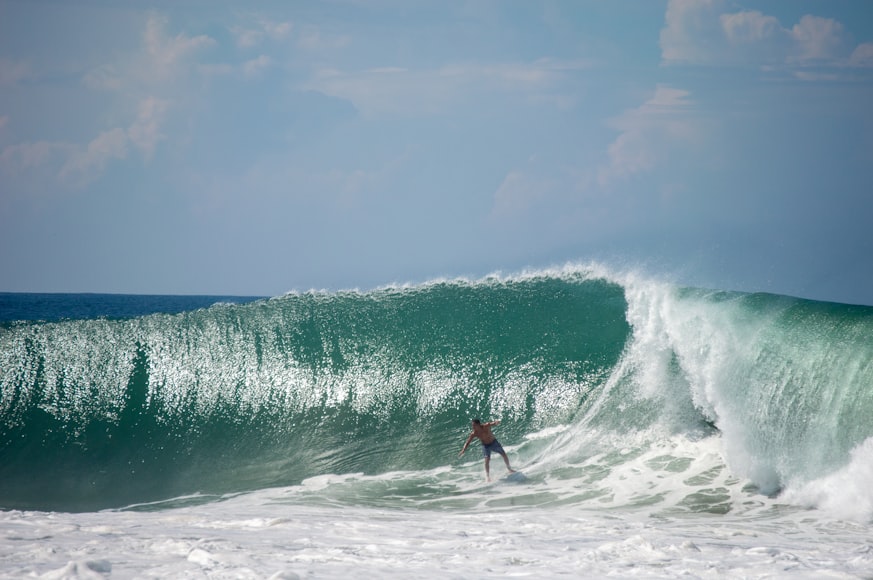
[
  {"x1": 127, "y1": 97, "x2": 169, "y2": 159},
  {"x1": 850, "y1": 43, "x2": 873, "y2": 67},
  {"x1": 231, "y1": 17, "x2": 292, "y2": 48},
  {"x1": 17, "y1": 14, "x2": 214, "y2": 187},
  {"x1": 243, "y1": 55, "x2": 273, "y2": 78},
  {"x1": 2, "y1": 96, "x2": 169, "y2": 188},
  {"x1": 48, "y1": 13, "x2": 193, "y2": 187},
  {"x1": 305, "y1": 58, "x2": 587, "y2": 117},
  {"x1": 83, "y1": 13, "x2": 216, "y2": 95},
  {"x1": 143, "y1": 13, "x2": 215, "y2": 78},
  {"x1": 231, "y1": 15, "x2": 348, "y2": 53},
  {"x1": 598, "y1": 85, "x2": 696, "y2": 186},
  {"x1": 660, "y1": 0, "x2": 870, "y2": 74},
  {"x1": 58, "y1": 128, "x2": 128, "y2": 187},
  {"x1": 660, "y1": 0, "x2": 727, "y2": 64},
  {"x1": 4, "y1": 10, "x2": 291, "y2": 191}
]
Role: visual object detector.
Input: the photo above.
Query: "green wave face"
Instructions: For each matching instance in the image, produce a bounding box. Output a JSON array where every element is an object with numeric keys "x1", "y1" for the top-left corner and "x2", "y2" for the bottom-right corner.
[
  {"x1": 4, "y1": 269, "x2": 873, "y2": 513},
  {"x1": 0, "y1": 273, "x2": 629, "y2": 511}
]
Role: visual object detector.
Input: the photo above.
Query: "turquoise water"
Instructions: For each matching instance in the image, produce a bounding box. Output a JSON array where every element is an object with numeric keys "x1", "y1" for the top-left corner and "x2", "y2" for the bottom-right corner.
[{"x1": 2, "y1": 267, "x2": 873, "y2": 517}]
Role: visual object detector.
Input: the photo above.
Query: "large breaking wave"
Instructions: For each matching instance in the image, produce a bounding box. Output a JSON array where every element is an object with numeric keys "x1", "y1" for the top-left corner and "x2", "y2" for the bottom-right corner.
[{"x1": 2, "y1": 266, "x2": 872, "y2": 517}]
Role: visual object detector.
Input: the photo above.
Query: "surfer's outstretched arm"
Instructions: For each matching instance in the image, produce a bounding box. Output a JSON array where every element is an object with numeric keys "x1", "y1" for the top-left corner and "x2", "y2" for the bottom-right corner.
[{"x1": 458, "y1": 432, "x2": 475, "y2": 457}]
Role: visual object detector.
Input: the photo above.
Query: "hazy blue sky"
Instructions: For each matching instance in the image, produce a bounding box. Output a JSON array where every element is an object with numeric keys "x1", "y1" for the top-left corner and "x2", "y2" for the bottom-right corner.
[{"x1": 2, "y1": 1, "x2": 872, "y2": 303}]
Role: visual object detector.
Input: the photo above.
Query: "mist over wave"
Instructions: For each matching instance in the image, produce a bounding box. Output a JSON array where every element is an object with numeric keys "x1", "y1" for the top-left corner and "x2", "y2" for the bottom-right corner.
[{"x1": 2, "y1": 264, "x2": 872, "y2": 520}]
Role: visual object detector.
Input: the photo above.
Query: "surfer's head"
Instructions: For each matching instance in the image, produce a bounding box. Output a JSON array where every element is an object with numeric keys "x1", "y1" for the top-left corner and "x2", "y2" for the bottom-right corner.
[{"x1": 472, "y1": 418, "x2": 482, "y2": 426}]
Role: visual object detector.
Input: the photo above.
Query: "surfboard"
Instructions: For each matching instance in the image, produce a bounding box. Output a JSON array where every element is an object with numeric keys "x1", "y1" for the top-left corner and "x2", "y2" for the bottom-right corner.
[{"x1": 502, "y1": 471, "x2": 527, "y2": 483}]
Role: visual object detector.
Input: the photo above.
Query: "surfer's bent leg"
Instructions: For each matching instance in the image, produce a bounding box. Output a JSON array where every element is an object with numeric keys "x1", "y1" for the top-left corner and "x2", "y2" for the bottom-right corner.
[
  {"x1": 499, "y1": 449, "x2": 515, "y2": 473},
  {"x1": 482, "y1": 440, "x2": 514, "y2": 478},
  {"x1": 487, "y1": 440, "x2": 513, "y2": 472}
]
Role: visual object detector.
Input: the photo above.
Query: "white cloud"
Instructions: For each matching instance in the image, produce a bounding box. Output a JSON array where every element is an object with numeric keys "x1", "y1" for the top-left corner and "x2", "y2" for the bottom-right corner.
[
  {"x1": 243, "y1": 55, "x2": 272, "y2": 78},
  {"x1": 63, "y1": 14, "x2": 212, "y2": 183},
  {"x1": 850, "y1": 43, "x2": 873, "y2": 67},
  {"x1": 2, "y1": 96, "x2": 168, "y2": 187},
  {"x1": 660, "y1": 0, "x2": 727, "y2": 64},
  {"x1": 789, "y1": 15, "x2": 846, "y2": 62},
  {"x1": 144, "y1": 13, "x2": 215, "y2": 76},
  {"x1": 661, "y1": 0, "x2": 861, "y2": 70},
  {"x1": 720, "y1": 10, "x2": 781, "y2": 44},
  {"x1": 127, "y1": 97, "x2": 169, "y2": 159},
  {"x1": 232, "y1": 27, "x2": 263, "y2": 49},
  {"x1": 85, "y1": 13, "x2": 216, "y2": 95},
  {"x1": 264, "y1": 20, "x2": 292, "y2": 41},
  {"x1": 59, "y1": 128, "x2": 128, "y2": 187},
  {"x1": 4, "y1": 12, "x2": 264, "y2": 191},
  {"x1": 88, "y1": 13, "x2": 286, "y2": 87},
  {"x1": 485, "y1": 86, "x2": 706, "y2": 238},
  {"x1": 231, "y1": 18, "x2": 292, "y2": 48},
  {"x1": 598, "y1": 86, "x2": 696, "y2": 186}
]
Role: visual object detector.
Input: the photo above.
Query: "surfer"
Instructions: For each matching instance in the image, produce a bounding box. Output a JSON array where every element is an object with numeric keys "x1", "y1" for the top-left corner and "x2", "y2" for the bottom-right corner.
[{"x1": 458, "y1": 418, "x2": 516, "y2": 482}]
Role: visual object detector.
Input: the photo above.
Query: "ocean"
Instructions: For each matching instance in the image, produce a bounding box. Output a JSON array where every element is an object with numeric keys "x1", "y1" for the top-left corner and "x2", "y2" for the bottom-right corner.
[{"x1": 2, "y1": 265, "x2": 872, "y2": 578}]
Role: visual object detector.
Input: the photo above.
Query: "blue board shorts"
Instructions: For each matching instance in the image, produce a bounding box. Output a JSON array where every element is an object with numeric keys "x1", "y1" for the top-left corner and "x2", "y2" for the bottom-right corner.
[{"x1": 481, "y1": 439, "x2": 505, "y2": 458}]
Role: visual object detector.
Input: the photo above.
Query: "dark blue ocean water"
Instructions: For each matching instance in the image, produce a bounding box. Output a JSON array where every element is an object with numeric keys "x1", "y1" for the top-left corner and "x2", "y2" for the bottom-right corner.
[{"x1": 0, "y1": 293, "x2": 265, "y2": 324}]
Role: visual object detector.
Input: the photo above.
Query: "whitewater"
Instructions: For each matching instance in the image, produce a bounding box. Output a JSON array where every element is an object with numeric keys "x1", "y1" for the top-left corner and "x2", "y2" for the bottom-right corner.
[{"x1": 2, "y1": 265, "x2": 872, "y2": 578}]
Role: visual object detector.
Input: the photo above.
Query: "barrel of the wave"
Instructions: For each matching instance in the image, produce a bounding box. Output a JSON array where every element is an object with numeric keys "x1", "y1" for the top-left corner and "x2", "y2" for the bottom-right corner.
[{"x1": 619, "y1": 282, "x2": 873, "y2": 501}]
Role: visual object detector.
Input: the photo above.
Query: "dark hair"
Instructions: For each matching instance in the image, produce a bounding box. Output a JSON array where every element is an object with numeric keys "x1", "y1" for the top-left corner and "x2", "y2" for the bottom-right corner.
[{"x1": 472, "y1": 418, "x2": 482, "y2": 425}]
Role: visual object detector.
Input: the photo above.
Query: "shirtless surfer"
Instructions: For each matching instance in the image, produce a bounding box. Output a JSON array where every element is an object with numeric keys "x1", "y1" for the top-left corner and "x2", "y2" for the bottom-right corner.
[{"x1": 458, "y1": 419, "x2": 516, "y2": 482}]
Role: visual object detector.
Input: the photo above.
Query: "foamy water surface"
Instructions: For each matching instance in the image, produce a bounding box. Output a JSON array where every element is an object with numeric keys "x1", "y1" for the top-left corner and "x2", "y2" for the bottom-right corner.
[{"x1": 3, "y1": 434, "x2": 872, "y2": 579}]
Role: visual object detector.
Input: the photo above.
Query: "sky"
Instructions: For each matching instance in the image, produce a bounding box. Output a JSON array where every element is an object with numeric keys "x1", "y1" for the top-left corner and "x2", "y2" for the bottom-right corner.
[{"x1": 1, "y1": 1, "x2": 872, "y2": 304}]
